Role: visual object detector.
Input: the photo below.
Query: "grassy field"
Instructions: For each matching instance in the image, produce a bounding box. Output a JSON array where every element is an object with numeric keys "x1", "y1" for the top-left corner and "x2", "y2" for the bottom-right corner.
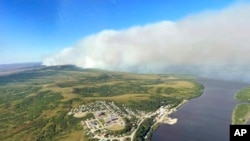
[
  {"x1": 58, "y1": 130, "x2": 86, "y2": 141},
  {"x1": 0, "y1": 65, "x2": 204, "y2": 140},
  {"x1": 232, "y1": 87, "x2": 250, "y2": 125},
  {"x1": 232, "y1": 104, "x2": 250, "y2": 124},
  {"x1": 107, "y1": 124, "x2": 125, "y2": 131},
  {"x1": 235, "y1": 87, "x2": 250, "y2": 102}
]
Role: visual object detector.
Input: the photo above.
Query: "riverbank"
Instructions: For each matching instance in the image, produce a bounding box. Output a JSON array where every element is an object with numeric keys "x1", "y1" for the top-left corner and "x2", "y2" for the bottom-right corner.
[
  {"x1": 140, "y1": 99, "x2": 189, "y2": 140},
  {"x1": 160, "y1": 100, "x2": 188, "y2": 124},
  {"x1": 152, "y1": 78, "x2": 249, "y2": 141},
  {"x1": 232, "y1": 104, "x2": 250, "y2": 124},
  {"x1": 232, "y1": 86, "x2": 250, "y2": 125}
]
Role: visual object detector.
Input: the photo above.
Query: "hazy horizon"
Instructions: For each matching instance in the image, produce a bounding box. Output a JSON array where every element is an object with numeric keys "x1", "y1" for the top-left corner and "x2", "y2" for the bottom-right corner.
[
  {"x1": 42, "y1": 1, "x2": 250, "y2": 81},
  {"x1": 2, "y1": 0, "x2": 250, "y2": 81}
]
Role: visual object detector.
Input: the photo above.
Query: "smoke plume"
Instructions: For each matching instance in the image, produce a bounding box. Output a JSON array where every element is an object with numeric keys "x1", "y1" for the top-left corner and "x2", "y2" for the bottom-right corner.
[{"x1": 43, "y1": 3, "x2": 250, "y2": 80}]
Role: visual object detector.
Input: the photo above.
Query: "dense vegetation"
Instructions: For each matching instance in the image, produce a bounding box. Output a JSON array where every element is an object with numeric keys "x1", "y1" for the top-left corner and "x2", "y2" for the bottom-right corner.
[
  {"x1": 73, "y1": 84, "x2": 149, "y2": 97},
  {"x1": 0, "y1": 65, "x2": 203, "y2": 140},
  {"x1": 235, "y1": 87, "x2": 250, "y2": 102},
  {"x1": 134, "y1": 117, "x2": 154, "y2": 141},
  {"x1": 232, "y1": 87, "x2": 250, "y2": 124},
  {"x1": 232, "y1": 104, "x2": 250, "y2": 124}
]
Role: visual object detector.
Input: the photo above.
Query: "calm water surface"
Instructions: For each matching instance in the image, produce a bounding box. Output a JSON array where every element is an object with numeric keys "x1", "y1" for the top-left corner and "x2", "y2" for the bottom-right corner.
[{"x1": 152, "y1": 78, "x2": 249, "y2": 141}]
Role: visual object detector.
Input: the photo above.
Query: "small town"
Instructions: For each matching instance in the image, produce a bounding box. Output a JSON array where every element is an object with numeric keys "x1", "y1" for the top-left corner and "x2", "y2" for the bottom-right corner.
[{"x1": 68, "y1": 100, "x2": 181, "y2": 141}]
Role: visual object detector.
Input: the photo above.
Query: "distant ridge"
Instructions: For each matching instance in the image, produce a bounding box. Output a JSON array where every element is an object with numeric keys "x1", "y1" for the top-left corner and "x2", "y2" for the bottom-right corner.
[
  {"x1": 39, "y1": 64, "x2": 83, "y2": 71},
  {"x1": 0, "y1": 62, "x2": 41, "y2": 71},
  {"x1": 0, "y1": 62, "x2": 42, "y2": 76}
]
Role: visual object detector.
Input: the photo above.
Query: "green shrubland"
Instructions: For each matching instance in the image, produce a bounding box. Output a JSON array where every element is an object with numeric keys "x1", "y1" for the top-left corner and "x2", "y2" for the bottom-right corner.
[{"x1": 0, "y1": 65, "x2": 203, "y2": 140}]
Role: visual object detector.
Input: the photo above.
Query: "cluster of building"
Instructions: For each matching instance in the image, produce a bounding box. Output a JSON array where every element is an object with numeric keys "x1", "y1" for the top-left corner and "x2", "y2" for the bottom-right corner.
[
  {"x1": 68, "y1": 101, "x2": 142, "y2": 139},
  {"x1": 68, "y1": 100, "x2": 174, "y2": 140}
]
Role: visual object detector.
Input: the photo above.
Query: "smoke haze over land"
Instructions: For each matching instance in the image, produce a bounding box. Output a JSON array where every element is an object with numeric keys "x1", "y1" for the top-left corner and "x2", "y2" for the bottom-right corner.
[{"x1": 43, "y1": 2, "x2": 250, "y2": 81}]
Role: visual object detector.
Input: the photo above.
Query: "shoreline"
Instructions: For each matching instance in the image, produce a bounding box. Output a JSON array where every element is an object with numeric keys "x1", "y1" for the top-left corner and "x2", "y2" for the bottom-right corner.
[
  {"x1": 144, "y1": 100, "x2": 188, "y2": 140},
  {"x1": 160, "y1": 100, "x2": 187, "y2": 124},
  {"x1": 232, "y1": 87, "x2": 250, "y2": 125}
]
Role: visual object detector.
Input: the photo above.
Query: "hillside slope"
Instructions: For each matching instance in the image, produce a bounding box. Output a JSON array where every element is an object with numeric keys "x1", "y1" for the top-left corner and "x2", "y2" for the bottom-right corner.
[{"x1": 0, "y1": 65, "x2": 203, "y2": 141}]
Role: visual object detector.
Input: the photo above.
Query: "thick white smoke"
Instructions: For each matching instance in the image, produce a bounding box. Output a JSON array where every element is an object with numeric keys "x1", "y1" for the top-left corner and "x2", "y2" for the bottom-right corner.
[{"x1": 43, "y1": 3, "x2": 250, "y2": 76}]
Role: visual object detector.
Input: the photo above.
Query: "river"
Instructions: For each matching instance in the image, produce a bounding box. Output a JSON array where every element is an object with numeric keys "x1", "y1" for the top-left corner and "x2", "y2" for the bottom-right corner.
[{"x1": 151, "y1": 78, "x2": 249, "y2": 141}]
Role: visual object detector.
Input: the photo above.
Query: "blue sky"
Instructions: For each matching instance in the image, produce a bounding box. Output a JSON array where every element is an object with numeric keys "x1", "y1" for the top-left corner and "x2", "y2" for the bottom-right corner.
[{"x1": 0, "y1": 0, "x2": 238, "y2": 64}]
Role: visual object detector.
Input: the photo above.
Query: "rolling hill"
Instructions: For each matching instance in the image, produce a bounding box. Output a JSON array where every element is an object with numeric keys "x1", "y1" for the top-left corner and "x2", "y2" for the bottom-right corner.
[{"x1": 0, "y1": 65, "x2": 203, "y2": 141}]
